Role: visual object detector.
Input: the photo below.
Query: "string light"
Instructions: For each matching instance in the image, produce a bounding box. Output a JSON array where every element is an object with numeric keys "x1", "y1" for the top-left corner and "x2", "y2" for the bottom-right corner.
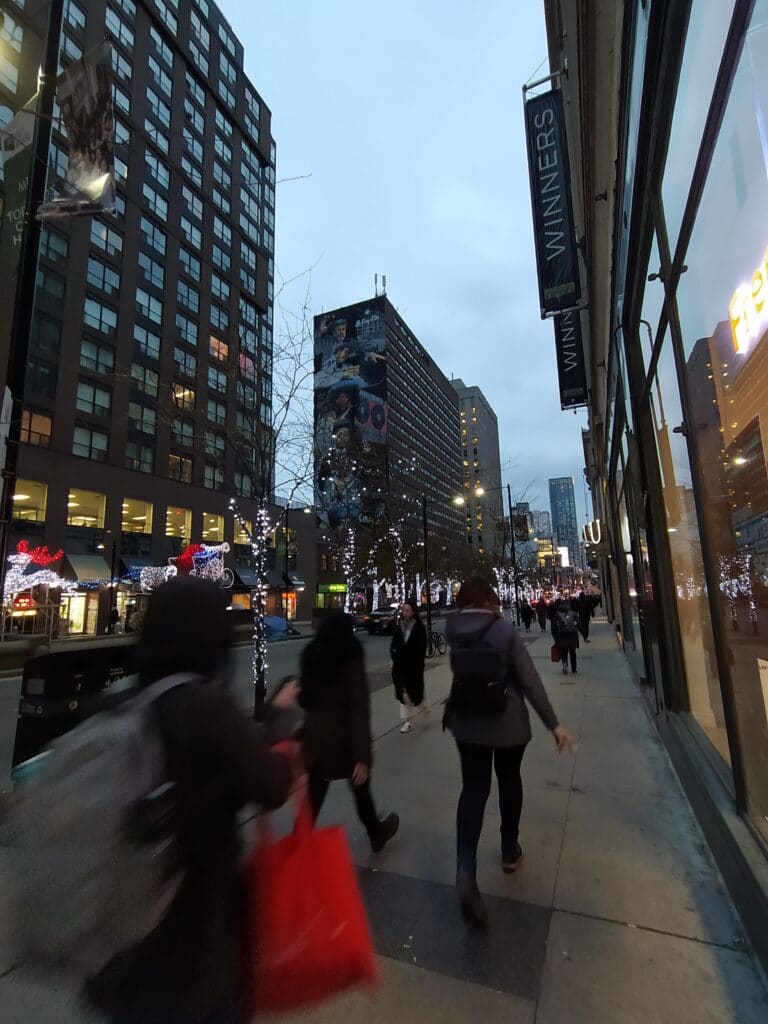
[
  {"x1": 230, "y1": 496, "x2": 271, "y2": 697},
  {"x1": 3, "y1": 542, "x2": 77, "y2": 602}
]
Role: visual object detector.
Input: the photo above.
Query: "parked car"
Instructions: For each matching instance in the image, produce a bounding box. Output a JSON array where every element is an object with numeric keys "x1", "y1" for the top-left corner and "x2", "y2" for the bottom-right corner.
[{"x1": 363, "y1": 608, "x2": 398, "y2": 635}]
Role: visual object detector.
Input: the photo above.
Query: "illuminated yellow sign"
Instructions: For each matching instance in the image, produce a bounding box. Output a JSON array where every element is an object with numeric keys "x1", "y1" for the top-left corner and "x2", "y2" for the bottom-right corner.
[{"x1": 729, "y1": 248, "x2": 768, "y2": 354}]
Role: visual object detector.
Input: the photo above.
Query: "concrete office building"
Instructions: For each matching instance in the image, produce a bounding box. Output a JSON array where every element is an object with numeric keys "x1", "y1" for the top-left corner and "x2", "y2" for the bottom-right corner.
[
  {"x1": 450, "y1": 379, "x2": 503, "y2": 558},
  {"x1": 0, "y1": 0, "x2": 316, "y2": 629}
]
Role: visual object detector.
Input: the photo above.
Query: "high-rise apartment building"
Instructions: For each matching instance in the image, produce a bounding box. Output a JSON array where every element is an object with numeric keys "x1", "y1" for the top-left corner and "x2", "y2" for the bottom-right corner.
[
  {"x1": 548, "y1": 477, "x2": 580, "y2": 569},
  {"x1": 0, "y1": 0, "x2": 304, "y2": 631},
  {"x1": 313, "y1": 295, "x2": 464, "y2": 607},
  {"x1": 450, "y1": 379, "x2": 503, "y2": 557},
  {"x1": 532, "y1": 509, "x2": 552, "y2": 538}
]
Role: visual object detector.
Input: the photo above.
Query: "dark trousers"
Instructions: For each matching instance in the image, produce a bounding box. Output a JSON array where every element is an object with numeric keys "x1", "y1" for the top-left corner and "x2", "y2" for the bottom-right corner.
[
  {"x1": 579, "y1": 617, "x2": 590, "y2": 640},
  {"x1": 455, "y1": 741, "x2": 526, "y2": 877},
  {"x1": 308, "y1": 770, "x2": 380, "y2": 838},
  {"x1": 561, "y1": 646, "x2": 577, "y2": 671}
]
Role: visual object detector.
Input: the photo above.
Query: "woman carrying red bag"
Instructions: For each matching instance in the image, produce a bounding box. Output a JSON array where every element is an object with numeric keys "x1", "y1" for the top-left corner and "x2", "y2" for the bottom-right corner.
[{"x1": 299, "y1": 610, "x2": 399, "y2": 852}]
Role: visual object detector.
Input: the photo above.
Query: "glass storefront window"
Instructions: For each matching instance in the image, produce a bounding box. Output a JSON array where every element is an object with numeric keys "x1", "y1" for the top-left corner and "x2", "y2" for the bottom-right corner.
[
  {"x1": 203, "y1": 513, "x2": 224, "y2": 542},
  {"x1": 661, "y1": 1, "x2": 736, "y2": 251},
  {"x1": 639, "y1": 231, "x2": 663, "y2": 373},
  {"x1": 12, "y1": 479, "x2": 47, "y2": 522},
  {"x1": 67, "y1": 488, "x2": 105, "y2": 528},
  {"x1": 648, "y1": 340, "x2": 730, "y2": 763},
  {"x1": 673, "y1": 1, "x2": 768, "y2": 828},
  {"x1": 166, "y1": 506, "x2": 191, "y2": 540},
  {"x1": 234, "y1": 519, "x2": 252, "y2": 545},
  {"x1": 121, "y1": 497, "x2": 153, "y2": 534}
]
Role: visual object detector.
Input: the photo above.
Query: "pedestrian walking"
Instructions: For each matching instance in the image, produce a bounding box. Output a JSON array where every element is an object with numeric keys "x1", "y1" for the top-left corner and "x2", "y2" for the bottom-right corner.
[
  {"x1": 576, "y1": 590, "x2": 593, "y2": 643},
  {"x1": 87, "y1": 576, "x2": 298, "y2": 1024},
  {"x1": 390, "y1": 599, "x2": 428, "y2": 732},
  {"x1": 299, "y1": 610, "x2": 399, "y2": 852},
  {"x1": 520, "y1": 599, "x2": 535, "y2": 633},
  {"x1": 536, "y1": 596, "x2": 548, "y2": 631},
  {"x1": 445, "y1": 577, "x2": 575, "y2": 928},
  {"x1": 552, "y1": 599, "x2": 580, "y2": 674}
]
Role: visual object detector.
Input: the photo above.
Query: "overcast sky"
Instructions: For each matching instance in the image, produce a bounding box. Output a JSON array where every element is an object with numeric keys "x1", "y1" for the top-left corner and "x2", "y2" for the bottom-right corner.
[{"x1": 221, "y1": 0, "x2": 591, "y2": 525}]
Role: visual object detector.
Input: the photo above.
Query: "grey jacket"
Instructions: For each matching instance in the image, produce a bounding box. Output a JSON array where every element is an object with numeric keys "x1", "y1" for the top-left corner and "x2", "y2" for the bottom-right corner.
[{"x1": 445, "y1": 610, "x2": 559, "y2": 747}]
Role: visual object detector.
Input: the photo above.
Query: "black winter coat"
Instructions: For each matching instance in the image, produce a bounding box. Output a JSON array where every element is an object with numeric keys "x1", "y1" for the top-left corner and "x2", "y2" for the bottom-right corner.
[
  {"x1": 299, "y1": 654, "x2": 373, "y2": 779},
  {"x1": 87, "y1": 681, "x2": 294, "y2": 1021},
  {"x1": 552, "y1": 609, "x2": 580, "y2": 649},
  {"x1": 390, "y1": 620, "x2": 427, "y2": 705}
]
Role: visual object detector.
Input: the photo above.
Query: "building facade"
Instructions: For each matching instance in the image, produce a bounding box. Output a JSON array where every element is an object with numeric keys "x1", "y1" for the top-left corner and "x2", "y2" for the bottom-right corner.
[
  {"x1": 548, "y1": 477, "x2": 579, "y2": 569},
  {"x1": 542, "y1": 0, "x2": 768, "y2": 968},
  {"x1": 450, "y1": 378, "x2": 503, "y2": 558},
  {"x1": 0, "y1": 0, "x2": 316, "y2": 629},
  {"x1": 313, "y1": 295, "x2": 464, "y2": 610}
]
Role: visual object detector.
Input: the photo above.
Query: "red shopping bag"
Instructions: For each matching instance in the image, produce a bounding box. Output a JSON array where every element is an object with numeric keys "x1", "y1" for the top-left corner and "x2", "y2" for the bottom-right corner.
[
  {"x1": 551, "y1": 643, "x2": 561, "y2": 663},
  {"x1": 246, "y1": 794, "x2": 378, "y2": 1013}
]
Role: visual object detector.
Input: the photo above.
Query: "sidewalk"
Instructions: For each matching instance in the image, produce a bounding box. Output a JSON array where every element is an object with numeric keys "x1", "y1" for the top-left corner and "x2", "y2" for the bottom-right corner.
[{"x1": 2, "y1": 620, "x2": 768, "y2": 1021}]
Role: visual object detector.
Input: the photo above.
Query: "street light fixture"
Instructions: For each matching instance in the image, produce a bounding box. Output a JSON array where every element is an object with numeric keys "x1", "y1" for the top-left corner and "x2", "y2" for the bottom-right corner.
[{"x1": 469, "y1": 482, "x2": 521, "y2": 625}]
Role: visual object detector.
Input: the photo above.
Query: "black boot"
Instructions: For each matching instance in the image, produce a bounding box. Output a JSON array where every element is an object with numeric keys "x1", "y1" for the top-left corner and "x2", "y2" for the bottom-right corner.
[
  {"x1": 456, "y1": 872, "x2": 488, "y2": 929},
  {"x1": 370, "y1": 812, "x2": 399, "y2": 853}
]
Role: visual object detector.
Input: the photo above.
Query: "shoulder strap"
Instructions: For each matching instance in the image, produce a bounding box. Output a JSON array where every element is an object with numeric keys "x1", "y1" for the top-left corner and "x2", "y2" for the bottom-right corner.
[
  {"x1": 135, "y1": 673, "x2": 200, "y2": 710},
  {"x1": 476, "y1": 617, "x2": 500, "y2": 642}
]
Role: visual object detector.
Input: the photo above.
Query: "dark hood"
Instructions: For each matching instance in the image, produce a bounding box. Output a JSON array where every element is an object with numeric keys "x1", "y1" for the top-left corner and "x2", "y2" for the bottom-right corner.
[{"x1": 446, "y1": 609, "x2": 500, "y2": 644}]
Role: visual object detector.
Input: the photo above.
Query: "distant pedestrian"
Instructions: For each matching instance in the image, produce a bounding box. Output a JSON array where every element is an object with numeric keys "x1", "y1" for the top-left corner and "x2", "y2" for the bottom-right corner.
[
  {"x1": 520, "y1": 599, "x2": 534, "y2": 633},
  {"x1": 576, "y1": 591, "x2": 593, "y2": 643},
  {"x1": 536, "y1": 597, "x2": 548, "y2": 631},
  {"x1": 299, "y1": 611, "x2": 399, "y2": 852},
  {"x1": 445, "y1": 578, "x2": 575, "y2": 928},
  {"x1": 552, "y1": 599, "x2": 580, "y2": 674},
  {"x1": 390, "y1": 599, "x2": 428, "y2": 733}
]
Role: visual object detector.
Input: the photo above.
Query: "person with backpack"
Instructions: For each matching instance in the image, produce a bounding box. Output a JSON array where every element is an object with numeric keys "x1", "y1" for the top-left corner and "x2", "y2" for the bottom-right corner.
[
  {"x1": 445, "y1": 577, "x2": 574, "y2": 928},
  {"x1": 552, "y1": 598, "x2": 581, "y2": 674},
  {"x1": 390, "y1": 599, "x2": 428, "y2": 732},
  {"x1": 519, "y1": 599, "x2": 535, "y2": 633},
  {"x1": 299, "y1": 610, "x2": 400, "y2": 852},
  {"x1": 575, "y1": 590, "x2": 593, "y2": 643},
  {"x1": 76, "y1": 576, "x2": 298, "y2": 1024}
]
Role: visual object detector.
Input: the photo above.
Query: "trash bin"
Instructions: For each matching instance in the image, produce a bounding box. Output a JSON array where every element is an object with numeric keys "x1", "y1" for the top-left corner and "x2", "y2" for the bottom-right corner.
[{"x1": 12, "y1": 642, "x2": 137, "y2": 772}]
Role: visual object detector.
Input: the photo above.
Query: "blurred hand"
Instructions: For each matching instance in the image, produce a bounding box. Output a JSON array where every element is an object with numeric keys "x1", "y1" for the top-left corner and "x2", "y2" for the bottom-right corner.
[
  {"x1": 272, "y1": 678, "x2": 300, "y2": 708},
  {"x1": 351, "y1": 762, "x2": 369, "y2": 786},
  {"x1": 553, "y1": 725, "x2": 577, "y2": 753}
]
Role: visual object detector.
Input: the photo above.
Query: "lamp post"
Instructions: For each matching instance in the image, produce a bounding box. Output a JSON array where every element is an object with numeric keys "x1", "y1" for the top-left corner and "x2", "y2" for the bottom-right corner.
[
  {"x1": 471, "y1": 484, "x2": 521, "y2": 625},
  {"x1": 283, "y1": 502, "x2": 290, "y2": 621},
  {"x1": 97, "y1": 530, "x2": 118, "y2": 633}
]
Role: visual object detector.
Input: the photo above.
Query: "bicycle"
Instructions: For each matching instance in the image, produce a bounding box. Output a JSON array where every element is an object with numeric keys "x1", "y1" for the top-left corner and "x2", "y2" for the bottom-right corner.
[{"x1": 426, "y1": 629, "x2": 447, "y2": 658}]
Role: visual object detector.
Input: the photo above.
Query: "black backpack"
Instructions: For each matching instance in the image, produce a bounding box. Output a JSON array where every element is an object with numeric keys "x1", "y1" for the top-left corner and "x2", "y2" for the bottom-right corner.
[{"x1": 447, "y1": 618, "x2": 508, "y2": 716}]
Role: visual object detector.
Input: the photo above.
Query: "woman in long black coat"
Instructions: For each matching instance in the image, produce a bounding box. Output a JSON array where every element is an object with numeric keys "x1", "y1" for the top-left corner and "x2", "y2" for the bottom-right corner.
[
  {"x1": 300, "y1": 610, "x2": 399, "y2": 852},
  {"x1": 390, "y1": 600, "x2": 428, "y2": 733}
]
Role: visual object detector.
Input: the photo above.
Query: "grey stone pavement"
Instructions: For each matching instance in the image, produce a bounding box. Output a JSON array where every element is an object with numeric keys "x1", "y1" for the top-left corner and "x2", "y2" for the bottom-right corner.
[{"x1": 2, "y1": 620, "x2": 768, "y2": 1021}]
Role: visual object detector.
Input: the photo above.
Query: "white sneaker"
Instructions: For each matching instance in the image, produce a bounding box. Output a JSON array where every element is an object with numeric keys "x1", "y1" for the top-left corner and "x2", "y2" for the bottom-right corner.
[{"x1": 400, "y1": 721, "x2": 413, "y2": 733}]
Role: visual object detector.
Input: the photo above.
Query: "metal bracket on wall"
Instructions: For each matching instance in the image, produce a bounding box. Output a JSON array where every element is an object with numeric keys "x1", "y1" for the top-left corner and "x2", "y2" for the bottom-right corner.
[{"x1": 672, "y1": 422, "x2": 688, "y2": 437}]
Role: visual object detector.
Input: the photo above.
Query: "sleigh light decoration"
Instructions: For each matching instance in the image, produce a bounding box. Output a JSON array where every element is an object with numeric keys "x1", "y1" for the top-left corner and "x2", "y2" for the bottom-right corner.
[
  {"x1": 140, "y1": 542, "x2": 233, "y2": 593},
  {"x1": 3, "y1": 541, "x2": 78, "y2": 602}
]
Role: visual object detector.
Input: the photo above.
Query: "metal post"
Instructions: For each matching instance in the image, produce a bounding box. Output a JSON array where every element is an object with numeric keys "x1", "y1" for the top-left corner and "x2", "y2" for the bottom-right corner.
[
  {"x1": 283, "y1": 503, "x2": 289, "y2": 620},
  {"x1": 109, "y1": 538, "x2": 117, "y2": 625},
  {"x1": 0, "y1": 0, "x2": 64, "y2": 611},
  {"x1": 507, "y1": 484, "x2": 520, "y2": 625},
  {"x1": 422, "y1": 493, "x2": 433, "y2": 637}
]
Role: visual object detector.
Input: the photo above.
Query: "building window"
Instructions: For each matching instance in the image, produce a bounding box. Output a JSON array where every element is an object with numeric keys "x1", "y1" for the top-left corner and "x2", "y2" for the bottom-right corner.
[
  {"x1": 205, "y1": 430, "x2": 225, "y2": 460},
  {"x1": 181, "y1": 154, "x2": 202, "y2": 188},
  {"x1": 80, "y1": 339, "x2": 114, "y2": 374},
  {"x1": 125, "y1": 441, "x2": 154, "y2": 473},
  {"x1": 213, "y1": 161, "x2": 230, "y2": 189},
  {"x1": 76, "y1": 379, "x2": 111, "y2": 416},
  {"x1": 91, "y1": 218, "x2": 122, "y2": 255},
  {"x1": 207, "y1": 398, "x2": 226, "y2": 425},
  {"x1": 183, "y1": 97, "x2": 204, "y2": 135},
  {"x1": 30, "y1": 312, "x2": 61, "y2": 353},
  {"x1": 136, "y1": 289, "x2": 163, "y2": 325},
  {"x1": 83, "y1": 298, "x2": 118, "y2": 335},
  {"x1": 105, "y1": 7, "x2": 133, "y2": 49},
  {"x1": 113, "y1": 83, "x2": 131, "y2": 114},
  {"x1": 20, "y1": 410, "x2": 52, "y2": 448},
  {"x1": 134, "y1": 324, "x2": 160, "y2": 360},
  {"x1": 72, "y1": 427, "x2": 108, "y2": 462},
  {"x1": 212, "y1": 187, "x2": 230, "y2": 214},
  {"x1": 190, "y1": 8, "x2": 209, "y2": 49},
  {"x1": 209, "y1": 335, "x2": 228, "y2": 361},
  {"x1": 179, "y1": 247, "x2": 201, "y2": 279},
  {"x1": 150, "y1": 23, "x2": 173, "y2": 67},
  {"x1": 138, "y1": 251, "x2": 164, "y2": 290},
  {"x1": 146, "y1": 87, "x2": 170, "y2": 128},
  {"x1": 140, "y1": 215, "x2": 166, "y2": 256},
  {"x1": 211, "y1": 273, "x2": 229, "y2": 303},
  {"x1": 203, "y1": 464, "x2": 224, "y2": 491},
  {"x1": 148, "y1": 54, "x2": 172, "y2": 98},
  {"x1": 111, "y1": 48, "x2": 131, "y2": 82},
  {"x1": 208, "y1": 366, "x2": 227, "y2": 393},
  {"x1": 145, "y1": 149, "x2": 170, "y2": 190},
  {"x1": 127, "y1": 402, "x2": 156, "y2": 434},
  {"x1": 212, "y1": 244, "x2": 230, "y2": 272},
  {"x1": 143, "y1": 182, "x2": 168, "y2": 218},
  {"x1": 155, "y1": 0, "x2": 177, "y2": 34},
  {"x1": 40, "y1": 227, "x2": 69, "y2": 263},
  {"x1": 213, "y1": 215, "x2": 231, "y2": 247},
  {"x1": 166, "y1": 504, "x2": 192, "y2": 536},
  {"x1": 174, "y1": 346, "x2": 197, "y2": 378},
  {"x1": 172, "y1": 383, "x2": 195, "y2": 411},
  {"x1": 180, "y1": 216, "x2": 202, "y2": 250},
  {"x1": 130, "y1": 363, "x2": 159, "y2": 398},
  {"x1": 168, "y1": 455, "x2": 192, "y2": 484},
  {"x1": 176, "y1": 313, "x2": 197, "y2": 345},
  {"x1": 211, "y1": 304, "x2": 229, "y2": 332},
  {"x1": 86, "y1": 256, "x2": 120, "y2": 296},
  {"x1": 177, "y1": 279, "x2": 200, "y2": 314},
  {"x1": 183, "y1": 126, "x2": 203, "y2": 163},
  {"x1": 172, "y1": 417, "x2": 195, "y2": 447},
  {"x1": 144, "y1": 121, "x2": 169, "y2": 154},
  {"x1": 36, "y1": 266, "x2": 65, "y2": 304}
]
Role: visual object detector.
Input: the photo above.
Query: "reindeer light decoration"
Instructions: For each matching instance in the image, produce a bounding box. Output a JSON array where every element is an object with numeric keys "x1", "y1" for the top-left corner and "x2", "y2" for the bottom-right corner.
[{"x1": 3, "y1": 542, "x2": 77, "y2": 602}]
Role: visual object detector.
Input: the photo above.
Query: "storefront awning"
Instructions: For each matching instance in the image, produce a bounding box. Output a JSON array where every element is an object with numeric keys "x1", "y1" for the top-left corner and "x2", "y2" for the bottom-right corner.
[
  {"x1": 121, "y1": 556, "x2": 152, "y2": 574},
  {"x1": 234, "y1": 566, "x2": 261, "y2": 588},
  {"x1": 64, "y1": 554, "x2": 111, "y2": 581},
  {"x1": 266, "y1": 570, "x2": 306, "y2": 590}
]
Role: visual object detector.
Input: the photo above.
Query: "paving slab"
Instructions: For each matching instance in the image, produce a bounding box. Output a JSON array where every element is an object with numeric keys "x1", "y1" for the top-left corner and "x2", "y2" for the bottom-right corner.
[
  {"x1": 536, "y1": 910, "x2": 768, "y2": 1024},
  {"x1": 279, "y1": 956, "x2": 535, "y2": 1024}
]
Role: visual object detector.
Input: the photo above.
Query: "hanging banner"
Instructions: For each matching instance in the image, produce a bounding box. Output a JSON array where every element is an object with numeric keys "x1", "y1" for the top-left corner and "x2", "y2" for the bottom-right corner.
[
  {"x1": 553, "y1": 307, "x2": 588, "y2": 409},
  {"x1": 524, "y1": 88, "x2": 581, "y2": 315},
  {"x1": 38, "y1": 41, "x2": 115, "y2": 219}
]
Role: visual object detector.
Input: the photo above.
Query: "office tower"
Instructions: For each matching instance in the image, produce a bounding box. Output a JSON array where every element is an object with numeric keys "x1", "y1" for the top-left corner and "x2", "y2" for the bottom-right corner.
[
  {"x1": 2, "y1": 0, "x2": 280, "y2": 632},
  {"x1": 549, "y1": 477, "x2": 580, "y2": 569},
  {"x1": 450, "y1": 379, "x2": 503, "y2": 557}
]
